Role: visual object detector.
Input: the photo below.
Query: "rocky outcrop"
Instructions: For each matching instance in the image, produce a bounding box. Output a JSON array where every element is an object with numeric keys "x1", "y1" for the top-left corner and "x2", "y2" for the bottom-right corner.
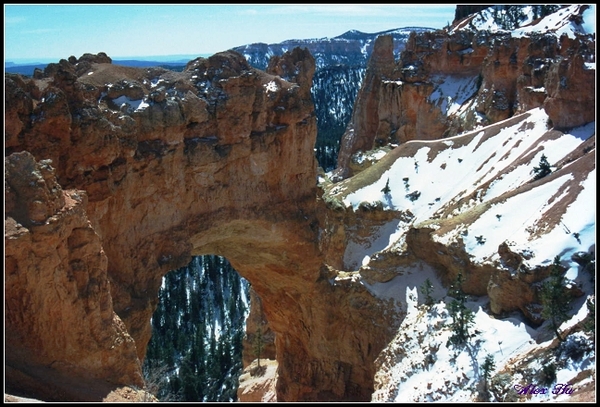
[
  {"x1": 5, "y1": 49, "x2": 399, "y2": 402},
  {"x1": 241, "y1": 288, "x2": 276, "y2": 368},
  {"x1": 324, "y1": 96, "x2": 595, "y2": 325},
  {"x1": 543, "y1": 42, "x2": 596, "y2": 129},
  {"x1": 334, "y1": 35, "x2": 396, "y2": 180},
  {"x1": 233, "y1": 27, "x2": 425, "y2": 71},
  {"x1": 334, "y1": 10, "x2": 595, "y2": 179},
  {"x1": 234, "y1": 27, "x2": 431, "y2": 173},
  {"x1": 5, "y1": 152, "x2": 143, "y2": 400},
  {"x1": 237, "y1": 359, "x2": 278, "y2": 402}
]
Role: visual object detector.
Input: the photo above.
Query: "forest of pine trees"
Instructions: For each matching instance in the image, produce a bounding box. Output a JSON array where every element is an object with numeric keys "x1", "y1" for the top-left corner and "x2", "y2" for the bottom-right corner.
[
  {"x1": 312, "y1": 65, "x2": 365, "y2": 172},
  {"x1": 143, "y1": 255, "x2": 250, "y2": 401}
]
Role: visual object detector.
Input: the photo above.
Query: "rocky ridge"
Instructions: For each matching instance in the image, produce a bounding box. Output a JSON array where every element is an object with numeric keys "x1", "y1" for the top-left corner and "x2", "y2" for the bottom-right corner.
[
  {"x1": 322, "y1": 4, "x2": 595, "y2": 401},
  {"x1": 234, "y1": 27, "x2": 436, "y2": 173},
  {"x1": 232, "y1": 27, "x2": 431, "y2": 71},
  {"x1": 334, "y1": 5, "x2": 595, "y2": 180}
]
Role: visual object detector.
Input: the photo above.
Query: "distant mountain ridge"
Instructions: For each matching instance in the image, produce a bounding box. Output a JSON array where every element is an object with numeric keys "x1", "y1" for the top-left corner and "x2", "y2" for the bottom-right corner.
[
  {"x1": 4, "y1": 59, "x2": 190, "y2": 76},
  {"x1": 4, "y1": 27, "x2": 435, "y2": 171},
  {"x1": 233, "y1": 26, "x2": 435, "y2": 70}
]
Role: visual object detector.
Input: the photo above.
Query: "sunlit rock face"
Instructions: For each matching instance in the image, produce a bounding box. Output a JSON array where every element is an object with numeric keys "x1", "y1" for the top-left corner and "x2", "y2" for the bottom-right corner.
[
  {"x1": 324, "y1": 106, "x2": 594, "y2": 403},
  {"x1": 5, "y1": 151, "x2": 144, "y2": 401},
  {"x1": 334, "y1": 8, "x2": 595, "y2": 180},
  {"x1": 234, "y1": 27, "x2": 432, "y2": 173},
  {"x1": 5, "y1": 49, "x2": 397, "y2": 402},
  {"x1": 323, "y1": 6, "x2": 595, "y2": 402}
]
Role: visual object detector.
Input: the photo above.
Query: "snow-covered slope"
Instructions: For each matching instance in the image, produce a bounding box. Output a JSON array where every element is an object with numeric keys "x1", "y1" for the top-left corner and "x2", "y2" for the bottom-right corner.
[
  {"x1": 370, "y1": 288, "x2": 594, "y2": 402},
  {"x1": 327, "y1": 105, "x2": 594, "y2": 276},
  {"x1": 321, "y1": 5, "x2": 595, "y2": 402},
  {"x1": 452, "y1": 4, "x2": 595, "y2": 37},
  {"x1": 324, "y1": 106, "x2": 595, "y2": 404}
]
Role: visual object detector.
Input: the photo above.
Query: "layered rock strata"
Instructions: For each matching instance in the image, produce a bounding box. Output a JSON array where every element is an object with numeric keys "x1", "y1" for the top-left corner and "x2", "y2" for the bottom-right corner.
[
  {"x1": 334, "y1": 8, "x2": 595, "y2": 179},
  {"x1": 5, "y1": 50, "x2": 397, "y2": 401}
]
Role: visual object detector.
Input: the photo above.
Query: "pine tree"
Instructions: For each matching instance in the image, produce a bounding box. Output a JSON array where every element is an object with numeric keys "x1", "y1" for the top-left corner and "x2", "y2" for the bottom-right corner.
[
  {"x1": 143, "y1": 255, "x2": 250, "y2": 401},
  {"x1": 381, "y1": 178, "x2": 391, "y2": 195},
  {"x1": 478, "y1": 353, "x2": 496, "y2": 401},
  {"x1": 533, "y1": 154, "x2": 552, "y2": 180},
  {"x1": 540, "y1": 256, "x2": 571, "y2": 342},
  {"x1": 503, "y1": 5, "x2": 526, "y2": 30},
  {"x1": 481, "y1": 353, "x2": 495, "y2": 387},
  {"x1": 447, "y1": 272, "x2": 475, "y2": 347},
  {"x1": 253, "y1": 325, "x2": 265, "y2": 371},
  {"x1": 420, "y1": 278, "x2": 434, "y2": 306},
  {"x1": 583, "y1": 297, "x2": 595, "y2": 333}
]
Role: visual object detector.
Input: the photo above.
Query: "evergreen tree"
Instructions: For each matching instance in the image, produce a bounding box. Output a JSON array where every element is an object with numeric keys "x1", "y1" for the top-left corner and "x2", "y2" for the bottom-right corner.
[
  {"x1": 478, "y1": 353, "x2": 496, "y2": 401},
  {"x1": 446, "y1": 272, "x2": 475, "y2": 347},
  {"x1": 481, "y1": 354, "x2": 495, "y2": 388},
  {"x1": 533, "y1": 154, "x2": 552, "y2": 180},
  {"x1": 535, "y1": 5, "x2": 560, "y2": 20},
  {"x1": 540, "y1": 256, "x2": 571, "y2": 342},
  {"x1": 253, "y1": 325, "x2": 265, "y2": 370},
  {"x1": 381, "y1": 178, "x2": 391, "y2": 195},
  {"x1": 583, "y1": 297, "x2": 595, "y2": 333},
  {"x1": 420, "y1": 278, "x2": 434, "y2": 306},
  {"x1": 143, "y1": 255, "x2": 250, "y2": 401},
  {"x1": 503, "y1": 5, "x2": 526, "y2": 30}
]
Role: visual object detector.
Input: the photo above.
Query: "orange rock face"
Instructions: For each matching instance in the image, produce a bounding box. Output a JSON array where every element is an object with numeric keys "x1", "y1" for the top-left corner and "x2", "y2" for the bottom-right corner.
[
  {"x1": 5, "y1": 50, "x2": 397, "y2": 402},
  {"x1": 5, "y1": 152, "x2": 143, "y2": 400},
  {"x1": 334, "y1": 28, "x2": 595, "y2": 180}
]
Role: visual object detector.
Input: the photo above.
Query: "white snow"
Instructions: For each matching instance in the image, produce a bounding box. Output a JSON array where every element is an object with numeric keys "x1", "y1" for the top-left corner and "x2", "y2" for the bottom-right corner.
[
  {"x1": 264, "y1": 80, "x2": 278, "y2": 93},
  {"x1": 341, "y1": 108, "x2": 595, "y2": 273},
  {"x1": 372, "y1": 282, "x2": 594, "y2": 402},
  {"x1": 455, "y1": 4, "x2": 595, "y2": 38},
  {"x1": 150, "y1": 78, "x2": 164, "y2": 88},
  {"x1": 337, "y1": 5, "x2": 596, "y2": 403},
  {"x1": 429, "y1": 75, "x2": 479, "y2": 116},
  {"x1": 513, "y1": 5, "x2": 594, "y2": 38},
  {"x1": 112, "y1": 95, "x2": 149, "y2": 112},
  {"x1": 372, "y1": 293, "x2": 536, "y2": 402},
  {"x1": 334, "y1": 104, "x2": 594, "y2": 401},
  {"x1": 343, "y1": 219, "x2": 402, "y2": 270},
  {"x1": 362, "y1": 261, "x2": 447, "y2": 307}
]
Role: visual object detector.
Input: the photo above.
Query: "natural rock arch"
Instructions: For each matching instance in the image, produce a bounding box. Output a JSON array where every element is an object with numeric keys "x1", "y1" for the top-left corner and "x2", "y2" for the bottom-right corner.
[{"x1": 5, "y1": 50, "x2": 394, "y2": 401}]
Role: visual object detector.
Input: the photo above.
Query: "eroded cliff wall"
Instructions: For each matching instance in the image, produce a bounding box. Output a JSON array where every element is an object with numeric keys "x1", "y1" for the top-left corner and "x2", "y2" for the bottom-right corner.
[
  {"x1": 5, "y1": 49, "x2": 398, "y2": 401},
  {"x1": 334, "y1": 13, "x2": 595, "y2": 179}
]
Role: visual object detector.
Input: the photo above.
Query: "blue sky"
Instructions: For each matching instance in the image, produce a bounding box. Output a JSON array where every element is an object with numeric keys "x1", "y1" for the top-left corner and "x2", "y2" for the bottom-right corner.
[{"x1": 4, "y1": 4, "x2": 457, "y2": 63}]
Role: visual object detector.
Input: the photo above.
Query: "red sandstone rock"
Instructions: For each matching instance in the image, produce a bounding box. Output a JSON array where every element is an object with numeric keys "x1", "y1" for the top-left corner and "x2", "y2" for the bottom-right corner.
[
  {"x1": 5, "y1": 50, "x2": 395, "y2": 402},
  {"x1": 334, "y1": 27, "x2": 595, "y2": 180},
  {"x1": 5, "y1": 152, "x2": 143, "y2": 400}
]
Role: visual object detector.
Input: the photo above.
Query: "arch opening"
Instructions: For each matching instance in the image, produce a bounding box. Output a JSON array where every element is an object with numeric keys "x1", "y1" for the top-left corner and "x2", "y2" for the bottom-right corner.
[{"x1": 143, "y1": 254, "x2": 254, "y2": 402}]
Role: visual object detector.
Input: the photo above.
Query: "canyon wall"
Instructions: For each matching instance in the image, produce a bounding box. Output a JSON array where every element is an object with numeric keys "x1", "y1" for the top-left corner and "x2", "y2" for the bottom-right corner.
[
  {"x1": 335, "y1": 14, "x2": 595, "y2": 179},
  {"x1": 5, "y1": 49, "x2": 397, "y2": 401}
]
